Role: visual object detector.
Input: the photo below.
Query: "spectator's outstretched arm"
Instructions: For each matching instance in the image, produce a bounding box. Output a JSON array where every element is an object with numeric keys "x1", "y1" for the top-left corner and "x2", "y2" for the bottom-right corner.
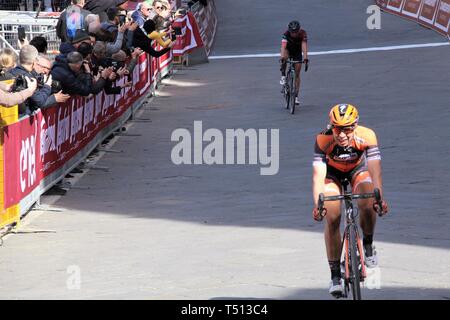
[
  {"x1": 0, "y1": 77, "x2": 37, "y2": 107},
  {"x1": 28, "y1": 84, "x2": 52, "y2": 108},
  {"x1": 147, "y1": 46, "x2": 171, "y2": 58},
  {"x1": 106, "y1": 31, "x2": 125, "y2": 55}
]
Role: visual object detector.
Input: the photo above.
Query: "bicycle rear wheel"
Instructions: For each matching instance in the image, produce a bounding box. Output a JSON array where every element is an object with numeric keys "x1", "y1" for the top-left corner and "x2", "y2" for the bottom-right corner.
[
  {"x1": 288, "y1": 70, "x2": 296, "y2": 114},
  {"x1": 349, "y1": 225, "x2": 362, "y2": 300}
]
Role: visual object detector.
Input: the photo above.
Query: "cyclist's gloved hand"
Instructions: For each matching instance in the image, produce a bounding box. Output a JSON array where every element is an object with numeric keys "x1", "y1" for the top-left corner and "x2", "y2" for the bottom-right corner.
[
  {"x1": 313, "y1": 207, "x2": 326, "y2": 222},
  {"x1": 304, "y1": 59, "x2": 309, "y2": 72},
  {"x1": 373, "y1": 200, "x2": 389, "y2": 216}
]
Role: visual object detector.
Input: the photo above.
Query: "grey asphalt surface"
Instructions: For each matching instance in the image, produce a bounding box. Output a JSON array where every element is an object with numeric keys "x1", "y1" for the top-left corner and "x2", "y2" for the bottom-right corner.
[{"x1": 0, "y1": 0, "x2": 449, "y2": 299}]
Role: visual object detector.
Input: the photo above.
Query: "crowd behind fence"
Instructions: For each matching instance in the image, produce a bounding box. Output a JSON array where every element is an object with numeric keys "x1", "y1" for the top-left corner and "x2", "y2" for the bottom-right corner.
[{"x1": 0, "y1": 0, "x2": 216, "y2": 229}]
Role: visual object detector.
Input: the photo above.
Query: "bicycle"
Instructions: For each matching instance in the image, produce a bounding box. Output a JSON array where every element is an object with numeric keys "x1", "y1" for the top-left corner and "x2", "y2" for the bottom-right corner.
[
  {"x1": 317, "y1": 179, "x2": 383, "y2": 300},
  {"x1": 281, "y1": 58, "x2": 308, "y2": 114}
]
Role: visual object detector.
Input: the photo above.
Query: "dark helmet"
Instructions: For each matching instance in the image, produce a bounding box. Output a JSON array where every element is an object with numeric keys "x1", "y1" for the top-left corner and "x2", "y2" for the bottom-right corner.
[{"x1": 288, "y1": 20, "x2": 301, "y2": 32}]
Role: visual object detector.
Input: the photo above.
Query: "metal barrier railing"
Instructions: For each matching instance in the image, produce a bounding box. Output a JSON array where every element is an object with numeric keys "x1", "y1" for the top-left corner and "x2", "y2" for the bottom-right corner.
[{"x1": 0, "y1": 9, "x2": 59, "y2": 58}]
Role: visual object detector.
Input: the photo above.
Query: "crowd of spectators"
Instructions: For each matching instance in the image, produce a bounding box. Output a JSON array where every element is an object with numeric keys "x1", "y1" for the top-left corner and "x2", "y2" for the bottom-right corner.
[{"x1": 0, "y1": 0, "x2": 185, "y2": 118}]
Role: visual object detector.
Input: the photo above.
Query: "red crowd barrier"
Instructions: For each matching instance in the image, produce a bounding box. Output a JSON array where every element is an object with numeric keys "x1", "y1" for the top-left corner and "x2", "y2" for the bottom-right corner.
[
  {"x1": 172, "y1": 11, "x2": 204, "y2": 56},
  {"x1": 1, "y1": 51, "x2": 172, "y2": 216},
  {"x1": 191, "y1": 0, "x2": 218, "y2": 56},
  {"x1": 376, "y1": 0, "x2": 450, "y2": 38}
]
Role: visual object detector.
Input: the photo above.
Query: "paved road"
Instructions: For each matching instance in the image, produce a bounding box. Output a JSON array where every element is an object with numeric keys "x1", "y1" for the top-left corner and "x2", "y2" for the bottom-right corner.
[{"x1": 0, "y1": 0, "x2": 449, "y2": 299}]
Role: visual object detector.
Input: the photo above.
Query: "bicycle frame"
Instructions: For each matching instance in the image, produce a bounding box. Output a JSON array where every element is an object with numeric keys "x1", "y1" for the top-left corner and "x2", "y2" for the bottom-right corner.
[
  {"x1": 318, "y1": 182, "x2": 382, "y2": 299},
  {"x1": 282, "y1": 59, "x2": 301, "y2": 113}
]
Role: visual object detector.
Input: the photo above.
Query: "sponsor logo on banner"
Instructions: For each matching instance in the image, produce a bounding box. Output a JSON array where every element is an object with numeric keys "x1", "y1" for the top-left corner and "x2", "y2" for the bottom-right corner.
[
  {"x1": 402, "y1": 0, "x2": 423, "y2": 18},
  {"x1": 434, "y1": 0, "x2": 450, "y2": 33},
  {"x1": 419, "y1": 0, "x2": 441, "y2": 25}
]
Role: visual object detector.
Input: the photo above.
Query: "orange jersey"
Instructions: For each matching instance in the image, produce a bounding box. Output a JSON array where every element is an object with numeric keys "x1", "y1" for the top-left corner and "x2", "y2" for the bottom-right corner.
[{"x1": 313, "y1": 125, "x2": 381, "y2": 172}]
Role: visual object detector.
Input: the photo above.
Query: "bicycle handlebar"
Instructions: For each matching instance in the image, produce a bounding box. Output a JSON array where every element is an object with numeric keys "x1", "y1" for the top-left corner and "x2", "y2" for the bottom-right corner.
[
  {"x1": 285, "y1": 59, "x2": 309, "y2": 72},
  {"x1": 318, "y1": 188, "x2": 383, "y2": 218}
]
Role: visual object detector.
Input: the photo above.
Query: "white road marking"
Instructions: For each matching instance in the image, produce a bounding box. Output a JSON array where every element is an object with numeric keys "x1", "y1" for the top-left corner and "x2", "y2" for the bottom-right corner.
[{"x1": 209, "y1": 42, "x2": 450, "y2": 60}]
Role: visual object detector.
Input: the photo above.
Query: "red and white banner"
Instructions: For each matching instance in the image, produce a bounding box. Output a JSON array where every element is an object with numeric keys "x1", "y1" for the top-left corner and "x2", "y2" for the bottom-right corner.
[
  {"x1": 435, "y1": 0, "x2": 450, "y2": 33},
  {"x1": 419, "y1": 0, "x2": 441, "y2": 25},
  {"x1": 172, "y1": 12, "x2": 204, "y2": 56},
  {"x1": 2, "y1": 52, "x2": 172, "y2": 209},
  {"x1": 402, "y1": 0, "x2": 423, "y2": 18}
]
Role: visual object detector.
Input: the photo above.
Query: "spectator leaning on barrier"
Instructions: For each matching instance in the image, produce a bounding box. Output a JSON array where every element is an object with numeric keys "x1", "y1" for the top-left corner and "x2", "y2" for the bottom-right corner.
[
  {"x1": 34, "y1": 55, "x2": 71, "y2": 107},
  {"x1": 84, "y1": 0, "x2": 128, "y2": 22},
  {"x1": 133, "y1": 19, "x2": 174, "y2": 57},
  {"x1": 56, "y1": 0, "x2": 92, "y2": 43},
  {"x1": 51, "y1": 51, "x2": 112, "y2": 97},
  {"x1": 9, "y1": 45, "x2": 54, "y2": 115},
  {"x1": 0, "y1": 48, "x2": 18, "y2": 81},
  {"x1": 29, "y1": 36, "x2": 48, "y2": 54}
]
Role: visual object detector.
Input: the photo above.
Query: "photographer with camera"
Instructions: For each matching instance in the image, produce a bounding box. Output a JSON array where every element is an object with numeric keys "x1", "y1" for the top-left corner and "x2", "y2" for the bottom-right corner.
[
  {"x1": 51, "y1": 51, "x2": 113, "y2": 97},
  {"x1": 9, "y1": 45, "x2": 54, "y2": 115},
  {"x1": 34, "y1": 55, "x2": 71, "y2": 107}
]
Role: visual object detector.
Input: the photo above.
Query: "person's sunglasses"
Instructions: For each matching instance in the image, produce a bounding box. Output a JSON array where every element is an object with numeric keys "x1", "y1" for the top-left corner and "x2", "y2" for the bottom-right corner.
[{"x1": 332, "y1": 125, "x2": 356, "y2": 134}]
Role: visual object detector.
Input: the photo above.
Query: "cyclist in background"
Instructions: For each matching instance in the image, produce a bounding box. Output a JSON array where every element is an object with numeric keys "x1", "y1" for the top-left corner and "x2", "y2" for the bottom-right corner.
[
  {"x1": 280, "y1": 20, "x2": 308, "y2": 105},
  {"x1": 311, "y1": 104, "x2": 389, "y2": 297}
]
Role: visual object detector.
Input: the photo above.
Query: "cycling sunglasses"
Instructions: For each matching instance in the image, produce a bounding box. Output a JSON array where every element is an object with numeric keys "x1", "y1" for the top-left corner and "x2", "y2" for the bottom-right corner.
[{"x1": 332, "y1": 125, "x2": 356, "y2": 134}]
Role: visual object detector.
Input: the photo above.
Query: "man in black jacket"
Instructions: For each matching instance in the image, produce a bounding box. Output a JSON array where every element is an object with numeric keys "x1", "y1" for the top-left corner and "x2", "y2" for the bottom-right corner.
[{"x1": 51, "y1": 51, "x2": 113, "y2": 96}]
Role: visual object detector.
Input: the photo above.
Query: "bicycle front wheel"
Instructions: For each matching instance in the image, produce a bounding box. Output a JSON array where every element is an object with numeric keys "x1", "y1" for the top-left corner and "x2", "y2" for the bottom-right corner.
[
  {"x1": 288, "y1": 70, "x2": 296, "y2": 114},
  {"x1": 349, "y1": 225, "x2": 362, "y2": 300},
  {"x1": 284, "y1": 73, "x2": 291, "y2": 109}
]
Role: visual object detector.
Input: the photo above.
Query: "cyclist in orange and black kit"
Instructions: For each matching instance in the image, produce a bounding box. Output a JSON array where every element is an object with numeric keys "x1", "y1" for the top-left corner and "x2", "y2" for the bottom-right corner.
[
  {"x1": 311, "y1": 104, "x2": 389, "y2": 297},
  {"x1": 280, "y1": 20, "x2": 308, "y2": 105}
]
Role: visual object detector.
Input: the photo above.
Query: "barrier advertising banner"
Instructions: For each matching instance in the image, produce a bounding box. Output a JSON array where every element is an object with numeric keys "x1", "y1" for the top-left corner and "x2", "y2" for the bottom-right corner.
[
  {"x1": 1, "y1": 53, "x2": 162, "y2": 209},
  {"x1": 435, "y1": 0, "x2": 450, "y2": 33},
  {"x1": 419, "y1": 0, "x2": 441, "y2": 25},
  {"x1": 402, "y1": 0, "x2": 423, "y2": 18},
  {"x1": 172, "y1": 12, "x2": 204, "y2": 56}
]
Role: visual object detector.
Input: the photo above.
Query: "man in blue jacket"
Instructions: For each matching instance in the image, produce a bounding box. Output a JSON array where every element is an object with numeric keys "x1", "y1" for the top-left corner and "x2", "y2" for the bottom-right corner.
[{"x1": 9, "y1": 45, "x2": 53, "y2": 115}]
